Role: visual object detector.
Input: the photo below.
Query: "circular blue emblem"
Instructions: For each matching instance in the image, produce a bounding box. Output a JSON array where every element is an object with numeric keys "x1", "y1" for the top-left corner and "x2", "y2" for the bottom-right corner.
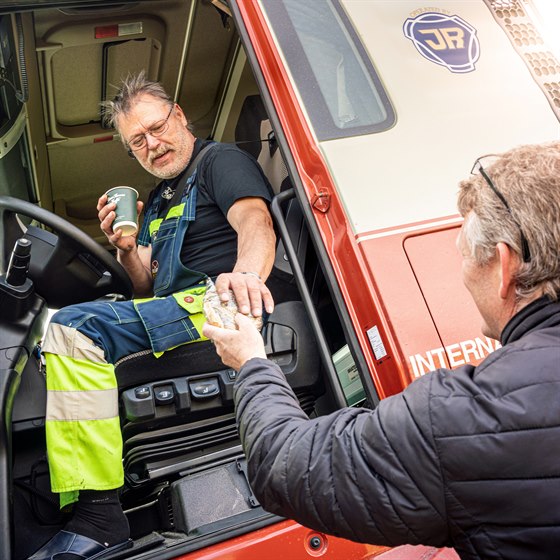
[{"x1": 403, "y1": 12, "x2": 480, "y2": 73}]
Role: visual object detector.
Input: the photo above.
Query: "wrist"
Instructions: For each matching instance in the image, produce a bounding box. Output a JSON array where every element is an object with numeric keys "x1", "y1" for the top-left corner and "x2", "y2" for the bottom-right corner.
[
  {"x1": 239, "y1": 354, "x2": 267, "y2": 370},
  {"x1": 238, "y1": 271, "x2": 261, "y2": 281},
  {"x1": 116, "y1": 242, "x2": 138, "y2": 261}
]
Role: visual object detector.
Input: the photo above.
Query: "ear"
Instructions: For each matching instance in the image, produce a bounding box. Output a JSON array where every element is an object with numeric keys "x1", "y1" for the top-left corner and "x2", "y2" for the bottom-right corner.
[
  {"x1": 496, "y1": 242, "x2": 518, "y2": 300},
  {"x1": 173, "y1": 103, "x2": 188, "y2": 127}
]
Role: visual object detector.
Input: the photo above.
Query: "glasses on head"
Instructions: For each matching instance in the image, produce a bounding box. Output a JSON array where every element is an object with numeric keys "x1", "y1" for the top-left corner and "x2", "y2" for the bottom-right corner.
[
  {"x1": 126, "y1": 105, "x2": 174, "y2": 151},
  {"x1": 471, "y1": 156, "x2": 531, "y2": 263}
]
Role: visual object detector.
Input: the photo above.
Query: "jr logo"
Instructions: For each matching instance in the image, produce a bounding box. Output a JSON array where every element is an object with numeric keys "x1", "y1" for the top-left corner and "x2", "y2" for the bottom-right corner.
[
  {"x1": 418, "y1": 27, "x2": 465, "y2": 50},
  {"x1": 403, "y1": 12, "x2": 480, "y2": 73}
]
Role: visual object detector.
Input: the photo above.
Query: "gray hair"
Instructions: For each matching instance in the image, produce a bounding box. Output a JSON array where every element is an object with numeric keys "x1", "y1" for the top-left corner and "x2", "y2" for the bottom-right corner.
[
  {"x1": 101, "y1": 71, "x2": 172, "y2": 133},
  {"x1": 458, "y1": 141, "x2": 560, "y2": 301}
]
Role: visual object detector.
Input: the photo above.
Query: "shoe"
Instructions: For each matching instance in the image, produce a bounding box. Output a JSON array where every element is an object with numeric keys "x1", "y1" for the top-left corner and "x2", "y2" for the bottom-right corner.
[{"x1": 28, "y1": 530, "x2": 133, "y2": 559}]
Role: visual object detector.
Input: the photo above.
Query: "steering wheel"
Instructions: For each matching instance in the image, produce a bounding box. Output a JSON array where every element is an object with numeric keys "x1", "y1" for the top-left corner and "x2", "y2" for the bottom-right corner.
[{"x1": 0, "y1": 196, "x2": 133, "y2": 308}]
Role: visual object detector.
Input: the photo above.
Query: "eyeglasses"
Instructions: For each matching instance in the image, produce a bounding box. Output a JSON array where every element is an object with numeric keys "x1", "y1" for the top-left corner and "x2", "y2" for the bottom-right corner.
[
  {"x1": 126, "y1": 105, "x2": 174, "y2": 151},
  {"x1": 471, "y1": 156, "x2": 531, "y2": 263}
]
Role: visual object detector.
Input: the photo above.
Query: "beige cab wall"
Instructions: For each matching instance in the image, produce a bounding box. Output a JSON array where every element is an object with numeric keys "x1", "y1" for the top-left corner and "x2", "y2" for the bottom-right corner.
[{"x1": 26, "y1": 0, "x2": 238, "y2": 244}]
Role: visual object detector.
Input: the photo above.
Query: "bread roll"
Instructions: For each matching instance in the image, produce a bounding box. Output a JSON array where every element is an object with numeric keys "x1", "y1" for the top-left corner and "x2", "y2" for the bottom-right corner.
[{"x1": 203, "y1": 279, "x2": 263, "y2": 331}]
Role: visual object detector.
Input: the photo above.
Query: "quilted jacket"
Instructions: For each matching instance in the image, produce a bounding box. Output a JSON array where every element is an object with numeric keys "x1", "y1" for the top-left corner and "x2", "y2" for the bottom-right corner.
[{"x1": 234, "y1": 297, "x2": 560, "y2": 559}]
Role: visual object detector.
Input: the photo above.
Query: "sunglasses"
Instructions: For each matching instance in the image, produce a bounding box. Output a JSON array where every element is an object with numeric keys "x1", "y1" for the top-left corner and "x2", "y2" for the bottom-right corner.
[{"x1": 471, "y1": 156, "x2": 531, "y2": 263}]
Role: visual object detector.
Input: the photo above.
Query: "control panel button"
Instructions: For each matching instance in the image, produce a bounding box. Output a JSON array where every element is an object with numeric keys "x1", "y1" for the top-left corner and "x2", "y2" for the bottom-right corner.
[
  {"x1": 154, "y1": 385, "x2": 175, "y2": 405},
  {"x1": 189, "y1": 378, "x2": 220, "y2": 399},
  {"x1": 226, "y1": 369, "x2": 237, "y2": 381},
  {"x1": 134, "y1": 386, "x2": 151, "y2": 399}
]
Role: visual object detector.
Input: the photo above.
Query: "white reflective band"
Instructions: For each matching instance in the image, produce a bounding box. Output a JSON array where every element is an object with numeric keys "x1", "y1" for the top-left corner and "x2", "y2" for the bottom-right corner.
[
  {"x1": 42, "y1": 323, "x2": 106, "y2": 363},
  {"x1": 46, "y1": 388, "x2": 118, "y2": 421}
]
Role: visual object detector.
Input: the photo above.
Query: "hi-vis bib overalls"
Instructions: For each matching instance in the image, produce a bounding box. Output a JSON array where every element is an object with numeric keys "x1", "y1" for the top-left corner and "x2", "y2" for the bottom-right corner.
[{"x1": 42, "y1": 158, "x2": 211, "y2": 507}]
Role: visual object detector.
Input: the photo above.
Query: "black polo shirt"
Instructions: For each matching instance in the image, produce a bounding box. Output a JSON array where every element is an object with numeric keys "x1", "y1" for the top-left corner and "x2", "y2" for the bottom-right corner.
[{"x1": 143, "y1": 140, "x2": 272, "y2": 278}]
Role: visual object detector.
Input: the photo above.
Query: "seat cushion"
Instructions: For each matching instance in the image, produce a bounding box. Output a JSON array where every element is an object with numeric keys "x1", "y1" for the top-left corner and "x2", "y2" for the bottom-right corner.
[{"x1": 115, "y1": 340, "x2": 225, "y2": 390}]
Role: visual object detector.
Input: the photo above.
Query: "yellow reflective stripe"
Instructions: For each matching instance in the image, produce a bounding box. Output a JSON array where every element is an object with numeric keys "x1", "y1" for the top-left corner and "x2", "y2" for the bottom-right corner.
[
  {"x1": 46, "y1": 354, "x2": 116, "y2": 392},
  {"x1": 189, "y1": 312, "x2": 207, "y2": 341},
  {"x1": 165, "y1": 203, "x2": 184, "y2": 219},
  {"x1": 42, "y1": 323, "x2": 106, "y2": 363},
  {"x1": 149, "y1": 218, "x2": 163, "y2": 236},
  {"x1": 172, "y1": 286, "x2": 206, "y2": 314},
  {"x1": 148, "y1": 203, "x2": 185, "y2": 237},
  {"x1": 47, "y1": 416, "x2": 123, "y2": 494},
  {"x1": 174, "y1": 285, "x2": 207, "y2": 299},
  {"x1": 46, "y1": 388, "x2": 118, "y2": 421},
  {"x1": 59, "y1": 490, "x2": 79, "y2": 508}
]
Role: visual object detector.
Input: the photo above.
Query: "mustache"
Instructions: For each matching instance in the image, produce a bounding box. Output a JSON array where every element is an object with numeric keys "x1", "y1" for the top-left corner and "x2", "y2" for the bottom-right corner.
[{"x1": 148, "y1": 145, "x2": 170, "y2": 164}]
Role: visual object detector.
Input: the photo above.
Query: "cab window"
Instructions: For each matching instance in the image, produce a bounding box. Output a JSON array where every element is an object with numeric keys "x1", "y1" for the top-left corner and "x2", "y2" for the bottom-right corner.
[{"x1": 261, "y1": 0, "x2": 395, "y2": 140}]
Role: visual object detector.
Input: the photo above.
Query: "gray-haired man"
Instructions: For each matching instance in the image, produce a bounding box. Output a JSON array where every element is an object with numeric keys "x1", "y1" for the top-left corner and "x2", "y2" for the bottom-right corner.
[{"x1": 205, "y1": 141, "x2": 560, "y2": 560}]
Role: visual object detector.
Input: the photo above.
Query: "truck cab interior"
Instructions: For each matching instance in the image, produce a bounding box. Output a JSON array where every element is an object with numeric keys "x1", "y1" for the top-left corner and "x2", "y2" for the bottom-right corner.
[{"x1": 0, "y1": 2, "x2": 369, "y2": 558}]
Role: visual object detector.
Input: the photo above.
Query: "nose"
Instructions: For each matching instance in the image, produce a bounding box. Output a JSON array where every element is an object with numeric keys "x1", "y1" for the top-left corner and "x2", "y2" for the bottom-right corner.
[{"x1": 145, "y1": 132, "x2": 161, "y2": 150}]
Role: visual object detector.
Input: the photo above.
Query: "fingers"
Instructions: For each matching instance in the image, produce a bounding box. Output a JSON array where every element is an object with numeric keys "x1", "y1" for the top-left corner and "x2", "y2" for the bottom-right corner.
[
  {"x1": 244, "y1": 281, "x2": 263, "y2": 316},
  {"x1": 234, "y1": 312, "x2": 258, "y2": 330},
  {"x1": 202, "y1": 320, "x2": 242, "y2": 370},
  {"x1": 215, "y1": 272, "x2": 254, "y2": 314},
  {"x1": 215, "y1": 272, "x2": 274, "y2": 316},
  {"x1": 232, "y1": 313, "x2": 267, "y2": 359},
  {"x1": 96, "y1": 194, "x2": 107, "y2": 213},
  {"x1": 214, "y1": 273, "x2": 232, "y2": 304},
  {"x1": 260, "y1": 284, "x2": 274, "y2": 315},
  {"x1": 201, "y1": 322, "x2": 221, "y2": 341},
  {"x1": 202, "y1": 314, "x2": 267, "y2": 371},
  {"x1": 98, "y1": 194, "x2": 116, "y2": 236},
  {"x1": 98, "y1": 193, "x2": 139, "y2": 251}
]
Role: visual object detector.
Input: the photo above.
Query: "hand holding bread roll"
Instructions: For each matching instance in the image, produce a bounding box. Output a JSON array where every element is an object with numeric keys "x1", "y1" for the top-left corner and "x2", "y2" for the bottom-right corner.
[{"x1": 203, "y1": 278, "x2": 263, "y2": 331}]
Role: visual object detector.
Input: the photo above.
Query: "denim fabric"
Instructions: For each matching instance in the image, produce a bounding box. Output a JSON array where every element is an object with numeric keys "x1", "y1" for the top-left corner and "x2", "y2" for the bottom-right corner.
[
  {"x1": 134, "y1": 287, "x2": 205, "y2": 354},
  {"x1": 51, "y1": 299, "x2": 152, "y2": 364},
  {"x1": 150, "y1": 181, "x2": 206, "y2": 297}
]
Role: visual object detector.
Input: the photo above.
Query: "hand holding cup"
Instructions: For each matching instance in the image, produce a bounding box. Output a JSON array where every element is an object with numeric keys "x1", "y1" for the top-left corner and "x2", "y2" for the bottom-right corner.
[
  {"x1": 98, "y1": 186, "x2": 142, "y2": 251},
  {"x1": 105, "y1": 186, "x2": 139, "y2": 235}
]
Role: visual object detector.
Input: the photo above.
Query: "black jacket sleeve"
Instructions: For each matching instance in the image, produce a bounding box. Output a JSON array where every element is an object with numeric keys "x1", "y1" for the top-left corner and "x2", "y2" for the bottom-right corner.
[{"x1": 234, "y1": 358, "x2": 450, "y2": 547}]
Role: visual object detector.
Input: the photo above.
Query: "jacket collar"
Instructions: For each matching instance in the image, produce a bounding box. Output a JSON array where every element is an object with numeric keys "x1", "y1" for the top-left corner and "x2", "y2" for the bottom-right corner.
[{"x1": 501, "y1": 295, "x2": 560, "y2": 345}]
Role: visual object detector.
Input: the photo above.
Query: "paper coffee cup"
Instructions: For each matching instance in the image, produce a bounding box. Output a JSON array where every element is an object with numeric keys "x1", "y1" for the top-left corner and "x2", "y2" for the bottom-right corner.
[{"x1": 106, "y1": 186, "x2": 139, "y2": 236}]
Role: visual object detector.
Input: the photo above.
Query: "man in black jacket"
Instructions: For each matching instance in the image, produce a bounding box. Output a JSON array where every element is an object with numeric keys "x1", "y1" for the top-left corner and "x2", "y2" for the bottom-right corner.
[{"x1": 203, "y1": 141, "x2": 560, "y2": 559}]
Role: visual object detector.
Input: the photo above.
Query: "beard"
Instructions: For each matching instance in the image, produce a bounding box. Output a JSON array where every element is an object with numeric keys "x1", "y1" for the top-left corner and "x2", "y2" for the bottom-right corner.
[{"x1": 140, "y1": 132, "x2": 194, "y2": 179}]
